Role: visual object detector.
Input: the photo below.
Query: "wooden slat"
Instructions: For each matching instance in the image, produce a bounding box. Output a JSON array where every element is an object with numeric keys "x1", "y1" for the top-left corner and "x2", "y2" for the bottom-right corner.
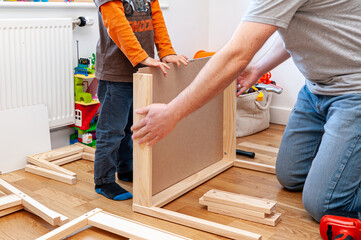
[
  {"x1": 234, "y1": 159, "x2": 276, "y2": 174},
  {"x1": 51, "y1": 153, "x2": 82, "y2": 166},
  {"x1": 133, "y1": 205, "x2": 262, "y2": 240},
  {"x1": 0, "y1": 205, "x2": 23, "y2": 217},
  {"x1": 0, "y1": 194, "x2": 22, "y2": 211},
  {"x1": 152, "y1": 159, "x2": 233, "y2": 208},
  {"x1": 25, "y1": 165, "x2": 76, "y2": 185},
  {"x1": 0, "y1": 178, "x2": 69, "y2": 226},
  {"x1": 36, "y1": 209, "x2": 102, "y2": 240},
  {"x1": 82, "y1": 153, "x2": 95, "y2": 162},
  {"x1": 88, "y1": 211, "x2": 191, "y2": 240},
  {"x1": 133, "y1": 73, "x2": 153, "y2": 207},
  {"x1": 27, "y1": 156, "x2": 76, "y2": 177},
  {"x1": 208, "y1": 206, "x2": 281, "y2": 227},
  {"x1": 223, "y1": 82, "x2": 236, "y2": 161},
  {"x1": 203, "y1": 189, "x2": 277, "y2": 214},
  {"x1": 34, "y1": 145, "x2": 84, "y2": 161},
  {"x1": 74, "y1": 142, "x2": 95, "y2": 154},
  {"x1": 238, "y1": 142, "x2": 279, "y2": 154},
  {"x1": 199, "y1": 197, "x2": 265, "y2": 218}
]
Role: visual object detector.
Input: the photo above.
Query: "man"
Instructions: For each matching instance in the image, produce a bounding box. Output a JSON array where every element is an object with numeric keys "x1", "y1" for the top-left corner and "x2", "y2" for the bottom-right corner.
[{"x1": 132, "y1": 0, "x2": 361, "y2": 221}]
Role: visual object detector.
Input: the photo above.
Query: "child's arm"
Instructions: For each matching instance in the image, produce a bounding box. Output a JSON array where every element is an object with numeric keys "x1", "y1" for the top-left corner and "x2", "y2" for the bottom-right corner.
[
  {"x1": 100, "y1": 1, "x2": 170, "y2": 75},
  {"x1": 151, "y1": 0, "x2": 188, "y2": 67}
]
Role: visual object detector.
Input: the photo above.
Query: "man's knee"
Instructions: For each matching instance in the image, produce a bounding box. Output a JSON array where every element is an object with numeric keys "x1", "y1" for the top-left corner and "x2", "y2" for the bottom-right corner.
[
  {"x1": 276, "y1": 166, "x2": 304, "y2": 191},
  {"x1": 302, "y1": 184, "x2": 327, "y2": 222}
]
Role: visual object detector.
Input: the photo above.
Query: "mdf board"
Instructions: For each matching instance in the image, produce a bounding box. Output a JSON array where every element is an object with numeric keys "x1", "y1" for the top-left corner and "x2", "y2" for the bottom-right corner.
[{"x1": 138, "y1": 58, "x2": 224, "y2": 195}]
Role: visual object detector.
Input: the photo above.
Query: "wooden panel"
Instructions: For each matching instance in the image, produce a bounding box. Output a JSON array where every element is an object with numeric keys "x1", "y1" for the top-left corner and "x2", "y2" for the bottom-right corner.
[
  {"x1": 51, "y1": 154, "x2": 83, "y2": 166},
  {"x1": 152, "y1": 159, "x2": 233, "y2": 208},
  {"x1": 138, "y1": 58, "x2": 224, "y2": 195},
  {"x1": 133, "y1": 73, "x2": 153, "y2": 207},
  {"x1": 203, "y1": 189, "x2": 277, "y2": 214}
]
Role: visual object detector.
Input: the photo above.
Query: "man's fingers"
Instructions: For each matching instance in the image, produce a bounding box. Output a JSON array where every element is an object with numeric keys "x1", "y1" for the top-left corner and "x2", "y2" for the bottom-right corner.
[
  {"x1": 131, "y1": 118, "x2": 146, "y2": 132},
  {"x1": 147, "y1": 135, "x2": 160, "y2": 146},
  {"x1": 137, "y1": 132, "x2": 154, "y2": 145},
  {"x1": 135, "y1": 106, "x2": 150, "y2": 115},
  {"x1": 132, "y1": 125, "x2": 149, "y2": 140},
  {"x1": 176, "y1": 60, "x2": 181, "y2": 68}
]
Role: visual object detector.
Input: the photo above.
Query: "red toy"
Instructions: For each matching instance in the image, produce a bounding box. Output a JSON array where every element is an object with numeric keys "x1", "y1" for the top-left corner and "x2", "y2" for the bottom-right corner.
[
  {"x1": 320, "y1": 212, "x2": 361, "y2": 240},
  {"x1": 73, "y1": 102, "x2": 100, "y2": 131},
  {"x1": 258, "y1": 72, "x2": 276, "y2": 85}
]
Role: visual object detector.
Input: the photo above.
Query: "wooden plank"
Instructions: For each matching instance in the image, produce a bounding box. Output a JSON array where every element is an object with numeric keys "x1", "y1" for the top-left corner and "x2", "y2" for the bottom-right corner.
[
  {"x1": 223, "y1": 82, "x2": 236, "y2": 161},
  {"x1": 203, "y1": 189, "x2": 277, "y2": 214},
  {"x1": 34, "y1": 145, "x2": 84, "y2": 161},
  {"x1": 199, "y1": 197, "x2": 266, "y2": 218},
  {"x1": 234, "y1": 159, "x2": 276, "y2": 174},
  {"x1": 74, "y1": 142, "x2": 95, "y2": 154},
  {"x1": 51, "y1": 153, "x2": 82, "y2": 166},
  {"x1": 36, "y1": 208, "x2": 102, "y2": 240},
  {"x1": 0, "y1": 205, "x2": 23, "y2": 217},
  {"x1": 207, "y1": 206, "x2": 281, "y2": 227},
  {"x1": 0, "y1": 194, "x2": 22, "y2": 211},
  {"x1": 0, "y1": 178, "x2": 69, "y2": 226},
  {"x1": 27, "y1": 156, "x2": 76, "y2": 177},
  {"x1": 25, "y1": 165, "x2": 77, "y2": 185},
  {"x1": 88, "y1": 211, "x2": 191, "y2": 240},
  {"x1": 152, "y1": 159, "x2": 233, "y2": 208},
  {"x1": 133, "y1": 205, "x2": 262, "y2": 240},
  {"x1": 81, "y1": 153, "x2": 95, "y2": 162},
  {"x1": 133, "y1": 73, "x2": 153, "y2": 207},
  {"x1": 238, "y1": 142, "x2": 279, "y2": 154}
]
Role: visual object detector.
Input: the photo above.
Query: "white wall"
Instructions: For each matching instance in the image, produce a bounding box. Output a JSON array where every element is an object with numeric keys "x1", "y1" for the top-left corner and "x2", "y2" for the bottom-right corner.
[
  {"x1": 161, "y1": 0, "x2": 210, "y2": 59},
  {"x1": 208, "y1": 0, "x2": 305, "y2": 124}
]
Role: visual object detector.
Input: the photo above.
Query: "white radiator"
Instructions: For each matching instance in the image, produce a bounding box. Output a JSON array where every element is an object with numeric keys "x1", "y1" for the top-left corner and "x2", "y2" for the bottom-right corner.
[{"x1": 0, "y1": 18, "x2": 74, "y2": 129}]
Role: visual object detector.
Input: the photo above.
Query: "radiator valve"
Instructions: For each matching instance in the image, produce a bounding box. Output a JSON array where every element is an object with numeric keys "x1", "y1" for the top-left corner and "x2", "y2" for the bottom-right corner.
[{"x1": 73, "y1": 16, "x2": 94, "y2": 29}]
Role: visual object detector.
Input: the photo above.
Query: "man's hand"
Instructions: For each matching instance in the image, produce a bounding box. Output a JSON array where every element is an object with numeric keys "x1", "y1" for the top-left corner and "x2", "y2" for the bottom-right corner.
[
  {"x1": 141, "y1": 57, "x2": 170, "y2": 77},
  {"x1": 131, "y1": 104, "x2": 178, "y2": 146},
  {"x1": 236, "y1": 65, "x2": 262, "y2": 97},
  {"x1": 162, "y1": 55, "x2": 189, "y2": 68}
]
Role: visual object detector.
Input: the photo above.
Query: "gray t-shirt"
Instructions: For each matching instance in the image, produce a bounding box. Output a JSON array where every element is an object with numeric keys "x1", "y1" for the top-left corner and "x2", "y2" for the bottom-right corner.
[{"x1": 243, "y1": 0, "x2": 361, "y2": 95}]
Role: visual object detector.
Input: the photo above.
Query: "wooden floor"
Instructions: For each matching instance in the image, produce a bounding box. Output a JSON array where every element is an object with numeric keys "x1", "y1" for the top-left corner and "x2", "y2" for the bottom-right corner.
[{"x1": 0, "y1": 124, "x2": 321, "y2": 240}]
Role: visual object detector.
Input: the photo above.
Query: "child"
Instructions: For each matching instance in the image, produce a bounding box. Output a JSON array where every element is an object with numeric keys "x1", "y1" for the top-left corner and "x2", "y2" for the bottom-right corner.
[{"x1": 93, "y1": 0, "x2": 188, "y2": 200}]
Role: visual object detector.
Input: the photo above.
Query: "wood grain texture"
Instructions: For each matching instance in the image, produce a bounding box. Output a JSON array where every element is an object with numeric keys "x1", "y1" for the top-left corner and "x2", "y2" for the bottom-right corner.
[
  {"x1": 203, "y1": 189, "x2": 277, "y2": 214},
  {"x1": 0, "y1": 125, "x2": 322, "y2": 240},
  {"x1": 25, "y1": 165, "x2": 76, "y2": 185},
  {"x1": 234, "y1": 160, "x2": 276, "y2": 174},
  {"x1": 27, "y1": 156, "x2": 76, "y2": 177},
  {"x1": 34, "y1": 145, "x2": 83, "y2": 161},
  {"x1": 0, "y1": 194, "x2": 22, "y2": 211},
  {"x1": 138, "y1": 58, "x2": 224, "y2": 195},
  {"x1": 223, "y1": 82, "x2": 236, "y2": 161},
  {"x1": 133, "y1": 205, "x2": 261, "y2": 240},
  {"x1": 133, "y1": 73, "x2": 153, "y2": 207}
]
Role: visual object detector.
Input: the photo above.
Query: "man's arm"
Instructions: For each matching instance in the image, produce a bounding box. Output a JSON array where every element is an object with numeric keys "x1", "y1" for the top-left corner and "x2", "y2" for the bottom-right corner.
[
  {"x1": 237, "y1": 35, "x2": 290, "y2": 96},
  {"x1": 131, "y1": 21, "x2": 278, "y2": 145}
]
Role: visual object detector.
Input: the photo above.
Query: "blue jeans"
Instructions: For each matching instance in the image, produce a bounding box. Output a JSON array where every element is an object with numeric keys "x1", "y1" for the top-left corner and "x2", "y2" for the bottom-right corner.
[
  {"x1": 94, "y1": 80, "x2": 133, "y2": 185},
  {"x1": 276, "y1": 85, "x2": 361, "y2": 222}
]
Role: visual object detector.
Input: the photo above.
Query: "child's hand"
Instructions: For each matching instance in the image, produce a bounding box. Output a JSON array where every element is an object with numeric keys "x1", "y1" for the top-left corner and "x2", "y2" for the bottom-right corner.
[
  {"x1": 162, "y1": 55, "x2": 188, "y2": 68},
  {"x1": 141, "y1": 57, "x2": 170, "y2": 77}
]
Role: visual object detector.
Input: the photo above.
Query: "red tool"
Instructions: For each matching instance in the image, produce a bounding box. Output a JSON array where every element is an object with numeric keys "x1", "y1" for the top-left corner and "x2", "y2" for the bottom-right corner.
[{"x1": 320, "y1": 210, "x2": 361, "y2": 240}]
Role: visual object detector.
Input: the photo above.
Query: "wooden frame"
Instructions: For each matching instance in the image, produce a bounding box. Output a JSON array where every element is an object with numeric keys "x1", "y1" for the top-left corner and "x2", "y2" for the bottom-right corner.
[
  {"x1": 37, "y1": 208, "x2": 190, "y2": 240},
  {"x1": 0, "y1": 178, "x2": 68, "y2": 226},
  {"x1": 25, "y1": 143, "x2": 95, "y2": 184},
  {"x1": 132, "y1": 59, "x2": 262, "y2": 240}
]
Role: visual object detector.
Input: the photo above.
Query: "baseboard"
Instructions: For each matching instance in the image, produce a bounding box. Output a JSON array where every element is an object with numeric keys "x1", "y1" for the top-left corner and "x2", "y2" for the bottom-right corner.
[{"x1": 270, "y1": 106, "x2": 292, "y2": 125}]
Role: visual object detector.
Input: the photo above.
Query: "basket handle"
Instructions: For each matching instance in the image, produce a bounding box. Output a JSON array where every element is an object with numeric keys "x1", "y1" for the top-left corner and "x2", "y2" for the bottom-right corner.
[{"x1": 255, "y1": 93, "x2": 272, "y2": 111}]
